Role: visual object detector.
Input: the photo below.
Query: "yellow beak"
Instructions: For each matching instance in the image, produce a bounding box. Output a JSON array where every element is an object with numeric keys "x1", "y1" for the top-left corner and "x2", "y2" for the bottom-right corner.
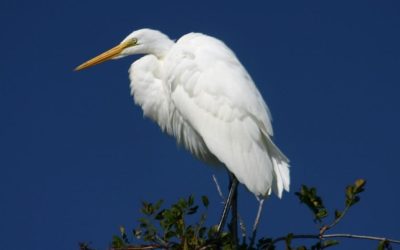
[{"x1": 75, "y1": 40, "x2": 135, "y2": 71}]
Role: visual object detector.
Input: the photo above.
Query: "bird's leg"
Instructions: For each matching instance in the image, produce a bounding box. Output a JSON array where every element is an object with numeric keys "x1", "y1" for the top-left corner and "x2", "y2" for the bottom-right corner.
[
  {"x1": 216, "y1": 172, "x2": 238, "y2": 237},
  {"x1": 249, "y1": 198, "x2": 265, "y2": 248},
  {"x1": 229, "y1": 172, "x2": 239, "y2": 247}
]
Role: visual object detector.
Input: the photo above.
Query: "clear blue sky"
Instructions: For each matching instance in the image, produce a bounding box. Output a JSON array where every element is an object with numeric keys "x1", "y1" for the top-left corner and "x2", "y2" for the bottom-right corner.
[{"x1": 1, "y1": 1, "x2": 399, "y2": 249}]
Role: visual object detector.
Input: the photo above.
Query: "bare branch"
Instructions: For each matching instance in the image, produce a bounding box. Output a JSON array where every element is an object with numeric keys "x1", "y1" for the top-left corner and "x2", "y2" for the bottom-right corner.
[
  {"x1": 263, "y1": 233, "x2": 400, "y2": 249},
  {"x1": 320, "y1": 204, "x2": 351, "y2": 235},
  {"x1": 112, "y1": 244, "x2": 164, "y2": 250},
  {"x1": 323, "y1": 234, "x2": 400, "y2": 244},
  {"x1": 212, "y1": 174, "x2": 225, "y2": 201},
  {"x1": 154, "y1": 234, "x2": 168, "y2": 248},
  {"x1": 238, "y1": 213, "x2": 247, "y2": 240}
]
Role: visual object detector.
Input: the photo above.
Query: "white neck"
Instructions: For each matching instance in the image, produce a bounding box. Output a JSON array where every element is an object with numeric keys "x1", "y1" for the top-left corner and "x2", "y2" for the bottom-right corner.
[{"x1": 148, "y1": 38, "x2": 174, "y2": 58}]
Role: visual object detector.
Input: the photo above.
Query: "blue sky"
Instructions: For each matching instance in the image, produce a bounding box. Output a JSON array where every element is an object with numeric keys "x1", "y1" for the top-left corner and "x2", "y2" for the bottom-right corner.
[{"x1": 1, "y1": 1, "x2": 399, "y2": 249}]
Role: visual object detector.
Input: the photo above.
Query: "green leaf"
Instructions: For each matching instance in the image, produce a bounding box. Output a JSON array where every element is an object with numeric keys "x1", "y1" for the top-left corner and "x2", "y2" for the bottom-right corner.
[
  {"x1": 138, "y1": 217, "x2": 149, "y2": 228},
  {"x1": 354, "y1": 179, "x2": 366, "y2": 193},
  {"x1": 141, "y1": 201, "x2": 155, "y2": 215},
  {"x1": 322, "y1": 239, "x2": 339, "y2": 248},
  {"x1": 165, "y1": 230, "x2": 177, "y2": 240},
  {"x1": 334, "y1": 209, "x2": 342, "y2": 220},
  {"x1": 316, "y1": 208, "x2": 328, "y2": 220},
  {"x1": 285, "y1": 233, "x2": 293, "y2": 250},
  {"x1": 199, "y1": 213, "x2": 207, "y2": 225},
  {"x1": 119, "y1": 226, "x2": 125, "y2": 235},
  {"x1": 345, "y1": 179, "x2": 367, "y2": 207},
  {"x1": 111, "y1": 235, "x2": 124, "y2": 248},
  {"x1": 295, "y1": 185, "x2": 328, "y2": 222},
  {"x1": 257, "y1": 237, "x2": 275, "y2": 249},
  {"x1": 154, "y1": 199, "x2": 164, "y2": 211},
  {"x1": 79, "y1": 242, "x2": 95, "y2": 250},
  {"x1": 188, "y1": 195, "x2": 194, "y2": 207},
  {"x1": 201, "y1": 195, "x2": 209, "y2": 208},
  {"x1": 377, "y1": 240, "x2": 390, "y2": 250},
  {"x1": 120, "y1": 226, "x2": 129, "y2": 244},
  {"x1": 155, "y1": 209, "x2": 165, "y2": 220},
  {"x1": 133, "y1": 228, "x2": 142, "y2": 239},
  {"x1": 198, "y1": 226, "x2": 207, "y2": 238},
  {"x1": 187, "y1": 205, "x2": 199, "y2": 215},
  {"x1": 208, "y1": 225, "x2": 219, "y2": 238},
  {"x1": 177, "y1": 198, "x2": 188, "y2": 210}
]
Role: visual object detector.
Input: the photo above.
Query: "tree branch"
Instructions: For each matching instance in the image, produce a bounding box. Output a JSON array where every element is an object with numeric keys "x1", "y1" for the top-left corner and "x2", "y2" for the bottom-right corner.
[
  {"x1": 112, "y1": 244, "x2": 164, "y2": 250},
  {"x1": 319, "y1": 204, "x2": 350, "y2": 235},
  {"x1": 263, "y1": 233, "x2": 400, "y2": 249},
  {"x1": 323, "y1": 234, "x2": 400, "y2": 244},
  {"x1": 212, "y1": 175, "x2": 225, "y2": 203}
]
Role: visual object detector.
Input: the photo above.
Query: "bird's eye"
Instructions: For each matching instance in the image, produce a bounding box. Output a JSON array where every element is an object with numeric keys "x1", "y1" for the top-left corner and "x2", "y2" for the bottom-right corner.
[{"x1": 131, "y1": 38, "x2": 138, "y2": 44}]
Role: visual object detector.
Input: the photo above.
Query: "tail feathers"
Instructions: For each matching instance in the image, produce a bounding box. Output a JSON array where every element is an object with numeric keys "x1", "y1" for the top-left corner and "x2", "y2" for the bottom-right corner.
[
  {"x1": 264, "y1": 136, "x2": 290, "y2": 198},
  {"x1": 271, "y1": 158, "x2": 290, "y2": 198}
]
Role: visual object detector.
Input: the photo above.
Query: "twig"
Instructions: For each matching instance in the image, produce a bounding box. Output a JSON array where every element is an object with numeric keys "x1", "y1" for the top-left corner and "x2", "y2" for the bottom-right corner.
[
  {"x1": 320, "y1": 205, "x2": 351, "y2": 235},
  {"x1": 112, "y1": 244, "x2": 164, "y2": 250},
  {"x1": 198, "y1": 243, "x2": 218, "y2": 250},
  {"x1": 212, "y1": 174, "x2": 225, "y2": 201},
  {"x1": 238, "y1": 213, "x2": 247, "y2": 241},
  {"x1": 323, "y1": 234, "x2": 400, "y2": 244},
  {"x1": 262, "y1": 233, "x2": 400, "y2": 249},
  {"x1": 154, "y1": 234, "x2": 169, "y2": 248}
]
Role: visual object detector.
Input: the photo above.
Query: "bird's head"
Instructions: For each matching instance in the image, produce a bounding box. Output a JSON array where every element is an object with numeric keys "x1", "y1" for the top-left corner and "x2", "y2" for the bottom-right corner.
[{"x1": 75, "y1": 28, "x2": 172, "y2": 71}]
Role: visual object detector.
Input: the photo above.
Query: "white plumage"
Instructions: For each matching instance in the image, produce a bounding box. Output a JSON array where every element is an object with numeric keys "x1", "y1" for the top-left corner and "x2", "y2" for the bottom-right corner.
[
  {"x1": 76, "y1": 28, "x2": 290, "y2": 198},
  {"x1": 127, "y1": 29, "x2": 289, "y2": 197}
]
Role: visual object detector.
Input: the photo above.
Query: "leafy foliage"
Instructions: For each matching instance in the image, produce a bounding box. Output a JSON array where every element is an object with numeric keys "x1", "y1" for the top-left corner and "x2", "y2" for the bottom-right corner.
[
  {"x1": 79, "y1": 179, "x2": 399, "y2": 250},
  {"x1": 78, "y1": 242, "x2": 96, "y2": 250},
  {"x1": 345, "y1": 179, "x2": 366, "y2": 207},
  {"x1": 295, "y1": 179, "x2": 366, "y2": 227},
  {"x1": 295, "y1": 185, "x2": 328, "y2": 222},
  {"x1": 377, "y1": 240, "x2": 392, "y2": 250},
  {"x1": 110, "y1": 195, "x2": 236, "y2": 249}
]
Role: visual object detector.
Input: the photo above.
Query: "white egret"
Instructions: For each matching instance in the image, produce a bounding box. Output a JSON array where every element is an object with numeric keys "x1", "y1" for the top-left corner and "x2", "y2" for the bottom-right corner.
[{"x1": 75, "y1": 28, "x2": 290, "y2": 235}]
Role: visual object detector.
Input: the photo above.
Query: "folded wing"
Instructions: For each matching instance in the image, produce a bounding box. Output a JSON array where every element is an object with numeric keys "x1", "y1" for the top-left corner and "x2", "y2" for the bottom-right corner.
[{"x1": 165, "y1": 33, "x2": 290, "y2": 197}]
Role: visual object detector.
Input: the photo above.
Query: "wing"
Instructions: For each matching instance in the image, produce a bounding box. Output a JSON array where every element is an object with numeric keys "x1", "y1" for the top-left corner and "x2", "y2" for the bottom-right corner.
[
  {"x1": 129, "y1": 55, "x2": 171, "y2": 131},
  {"x1": 129, "y1": 54, "x2": 219, "y2": 164},
  {"x1": 164, "y1": 33, "x2": 290, "y2": 197}
]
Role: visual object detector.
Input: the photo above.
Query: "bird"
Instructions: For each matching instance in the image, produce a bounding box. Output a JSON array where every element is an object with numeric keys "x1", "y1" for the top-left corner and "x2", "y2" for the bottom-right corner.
[{"x1": 75, "y1": 28, "x2": 290, "y2": 235}]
